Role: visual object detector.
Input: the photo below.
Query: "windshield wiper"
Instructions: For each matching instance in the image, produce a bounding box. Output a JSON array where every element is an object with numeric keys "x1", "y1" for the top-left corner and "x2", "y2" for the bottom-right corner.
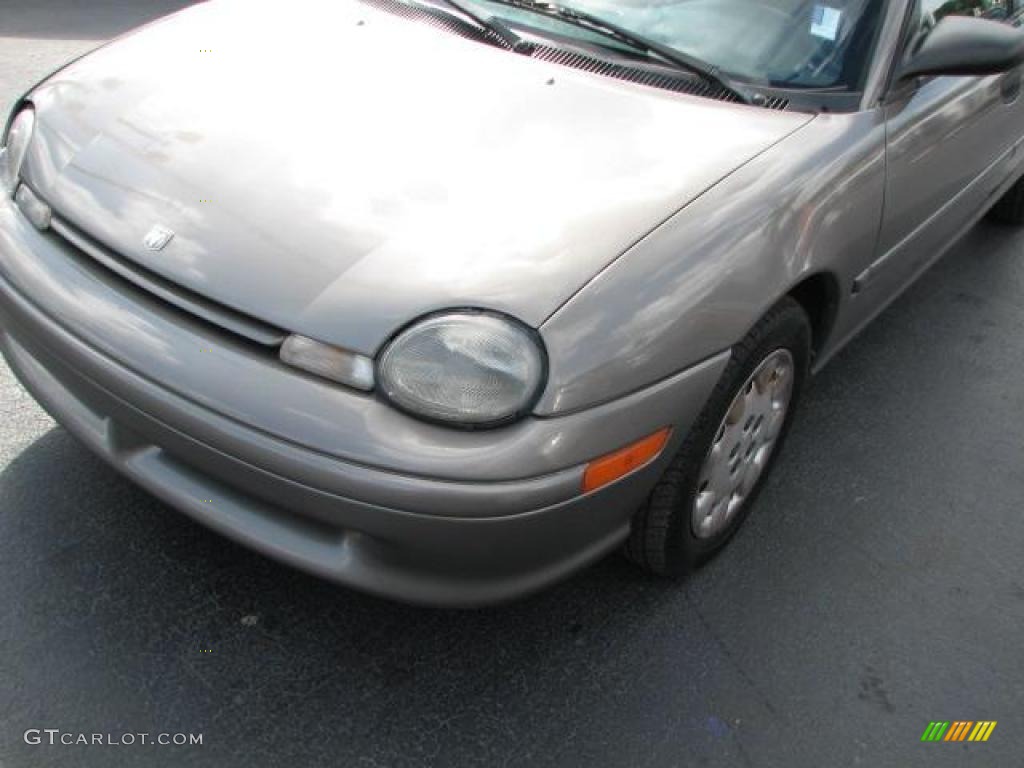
[
  {"x1": 420, "y1": 0, "x2": 526, "y2": 51},
  {"x1": 480, "y1": 0, "x2": 750, "y2": 104}
]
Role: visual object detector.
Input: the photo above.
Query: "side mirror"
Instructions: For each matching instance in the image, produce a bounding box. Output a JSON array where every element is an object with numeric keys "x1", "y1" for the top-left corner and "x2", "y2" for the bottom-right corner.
[{"x1": 899, "y1": 15, "x2": 1024, "y2": 80}]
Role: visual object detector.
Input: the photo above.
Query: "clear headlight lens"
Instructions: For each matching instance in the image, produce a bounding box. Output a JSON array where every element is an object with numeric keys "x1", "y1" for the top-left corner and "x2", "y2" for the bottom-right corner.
[
  {"x1": 1, "y1": 107, "x2": 35, "y2": 197},
  {"x1": 378, "y1": 312, "x2": 545, "y2": 427}
]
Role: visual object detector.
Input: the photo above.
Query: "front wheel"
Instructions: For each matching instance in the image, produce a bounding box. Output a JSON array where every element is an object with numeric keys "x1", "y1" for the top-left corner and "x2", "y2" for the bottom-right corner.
[{"x1": 624, "y1": 297, "x2": 811, "y2": 576}]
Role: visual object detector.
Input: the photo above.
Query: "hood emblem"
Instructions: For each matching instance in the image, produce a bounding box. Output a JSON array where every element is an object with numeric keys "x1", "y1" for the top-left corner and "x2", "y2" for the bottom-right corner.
[{"x1": 143, "y1": 225, "x2": 175, "y2": 251}]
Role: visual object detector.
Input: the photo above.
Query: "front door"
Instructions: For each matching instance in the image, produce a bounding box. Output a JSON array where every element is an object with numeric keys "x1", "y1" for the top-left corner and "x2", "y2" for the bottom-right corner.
[{"x1": 862, "y1": 0, "x2": 1024, "y2": 296}]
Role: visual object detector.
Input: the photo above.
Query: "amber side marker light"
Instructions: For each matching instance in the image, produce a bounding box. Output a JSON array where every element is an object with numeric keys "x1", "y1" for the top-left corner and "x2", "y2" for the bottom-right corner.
[{"x1": 582, "y1": 427, "x2": 672, "y2": 494}]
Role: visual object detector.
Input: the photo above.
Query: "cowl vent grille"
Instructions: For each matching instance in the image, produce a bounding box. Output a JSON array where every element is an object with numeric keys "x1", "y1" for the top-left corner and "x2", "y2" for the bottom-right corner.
[
  {"x1": 365, "y1": 0, "x2": 510, "y2": 48},
  {"x1": 760, "y1": 95, "x2": 790, "y2": 111},
  {"x1": 529, "y1": 44, "x2": 741, "y2": 103},
  {"x1": 360, "y1": 0, "x2": 788, "y2": 109}
]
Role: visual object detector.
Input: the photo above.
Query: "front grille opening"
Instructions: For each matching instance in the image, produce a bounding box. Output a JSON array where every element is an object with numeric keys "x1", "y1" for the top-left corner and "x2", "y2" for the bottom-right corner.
[{"x1": 46, "y1": 212, "x2": 288, "y2": 348}]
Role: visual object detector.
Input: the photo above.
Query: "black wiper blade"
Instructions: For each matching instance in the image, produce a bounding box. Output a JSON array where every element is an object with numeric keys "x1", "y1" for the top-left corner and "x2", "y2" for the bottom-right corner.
[
  {"x1": 420, "y1": 0, "x2": 525, "y2": 50},
  {"x1": 484, "y1": 0, "x2": 750, "y2": 104}
]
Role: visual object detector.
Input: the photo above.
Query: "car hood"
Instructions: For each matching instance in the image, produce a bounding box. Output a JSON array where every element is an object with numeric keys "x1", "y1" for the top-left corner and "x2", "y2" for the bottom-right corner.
[{"x1": 24, "y1": 0, "x2": 813, "y2": 354}]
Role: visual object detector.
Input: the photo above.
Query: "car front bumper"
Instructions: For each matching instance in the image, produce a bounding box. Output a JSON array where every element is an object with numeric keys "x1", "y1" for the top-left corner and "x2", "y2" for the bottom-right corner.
[{"x1": 0, "y1": 200, "x2": 729, "y2": 606}]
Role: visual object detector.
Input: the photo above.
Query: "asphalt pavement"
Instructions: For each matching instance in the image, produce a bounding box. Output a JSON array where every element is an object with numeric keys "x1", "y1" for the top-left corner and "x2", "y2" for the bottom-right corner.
[{"x1": 1, "y1": 3, "x2": 1023, "y2": 767}]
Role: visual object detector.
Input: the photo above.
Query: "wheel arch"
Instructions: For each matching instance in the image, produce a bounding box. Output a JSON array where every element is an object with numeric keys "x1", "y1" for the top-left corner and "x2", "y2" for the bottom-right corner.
[{"x1": 786, "y1": 271, "x2": 841, "y2": 362}]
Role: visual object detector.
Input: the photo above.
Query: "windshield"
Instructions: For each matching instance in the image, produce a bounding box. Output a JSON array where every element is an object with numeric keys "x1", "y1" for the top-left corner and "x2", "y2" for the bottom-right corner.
[{"x1": 472, "y1": 0, "x2": 887, "y2": 90}]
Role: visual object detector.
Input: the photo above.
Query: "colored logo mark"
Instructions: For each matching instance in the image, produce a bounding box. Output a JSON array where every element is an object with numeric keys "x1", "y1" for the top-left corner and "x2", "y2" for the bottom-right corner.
[{"x1": 921, "y1": 721, "x2": 997, "y2": 742}]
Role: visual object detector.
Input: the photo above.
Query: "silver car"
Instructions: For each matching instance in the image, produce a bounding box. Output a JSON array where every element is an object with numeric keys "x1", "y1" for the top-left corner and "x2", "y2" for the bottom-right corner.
[{"x1": 2, "y1": 0, "x2": 1023, "y2": 605}]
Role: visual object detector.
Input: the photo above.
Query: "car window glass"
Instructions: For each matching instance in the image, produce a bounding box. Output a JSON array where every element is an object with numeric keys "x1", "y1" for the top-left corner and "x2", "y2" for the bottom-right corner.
[
  {"x1": 923, "y1": 0, "x2": 1014, "y2": 21},
  {"x1": 902, "y1": 0, "x2": 1022, "y2": 63},
  {"x1": 911, "y1": 0, "x2": 1020, "y2": 45},
  {"x1": 471, "y1": 0, "x2": 887, "y2": 90}
]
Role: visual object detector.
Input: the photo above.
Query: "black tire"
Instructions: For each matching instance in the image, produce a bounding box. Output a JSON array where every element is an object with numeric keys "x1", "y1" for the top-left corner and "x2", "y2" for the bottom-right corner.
[
  {"x1": 624, "y1": 297, "x2": 812, "y2": 576},
  {"x1": 988, "y1": 176, "x2": 1024, "y2": 225}
]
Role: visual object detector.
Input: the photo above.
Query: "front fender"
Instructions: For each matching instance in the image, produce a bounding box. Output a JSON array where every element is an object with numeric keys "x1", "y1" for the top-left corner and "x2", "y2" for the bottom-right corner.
[{"x1": 535, "y1": 110, "x2": 886, "y2": 415}]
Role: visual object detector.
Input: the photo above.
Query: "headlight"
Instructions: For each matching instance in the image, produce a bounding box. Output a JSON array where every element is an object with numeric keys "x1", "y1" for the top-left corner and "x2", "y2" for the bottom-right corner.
[
  {"x1": 0, "y1": 107, "x2": 35, "y2": 197},
  {"x1": 378, "y1": 311, "x2": 546, "y2": 428}
]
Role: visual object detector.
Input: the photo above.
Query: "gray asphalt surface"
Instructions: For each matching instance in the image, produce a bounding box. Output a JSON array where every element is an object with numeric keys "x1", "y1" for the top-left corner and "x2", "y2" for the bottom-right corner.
[{"x1": 1, "y1": 3, "x2": 1023, "y2": 767}]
